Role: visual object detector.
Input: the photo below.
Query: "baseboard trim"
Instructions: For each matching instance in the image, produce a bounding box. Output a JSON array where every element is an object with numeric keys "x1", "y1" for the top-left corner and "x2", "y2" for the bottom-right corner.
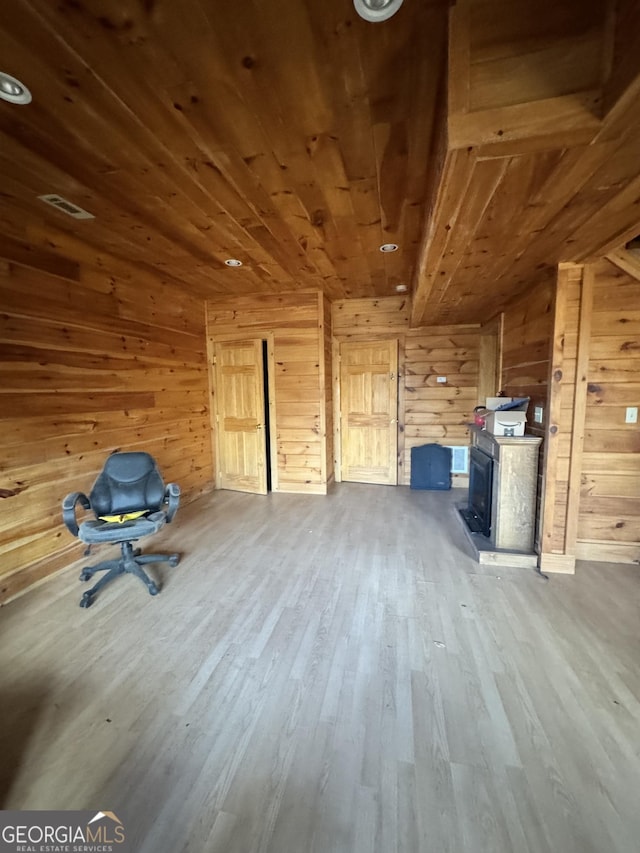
[
  {"x1": 275, "y1": 483, "x2": 328, "y2": 495},
  {"x1": 0, "y1": 485, "x2": 213, "y2": 606},
  {"x1": 575, "y1": 541, "x2": 640, "y2": 565},
  {"x1": 539, "y1": 553, "x2": 576, "y2": 574},
  {"x1": 0, "y1": 543, "x2": 82, "y2": 606}
]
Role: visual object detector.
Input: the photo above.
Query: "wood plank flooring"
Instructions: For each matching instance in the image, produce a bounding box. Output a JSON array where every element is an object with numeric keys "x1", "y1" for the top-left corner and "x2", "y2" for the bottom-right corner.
[{"x1": 1, "y1": 484, "x2": 639, "y2": 853}]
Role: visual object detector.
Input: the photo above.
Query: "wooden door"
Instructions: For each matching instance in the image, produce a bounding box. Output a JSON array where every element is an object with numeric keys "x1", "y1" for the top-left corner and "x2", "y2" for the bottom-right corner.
[
  {"x1": 215, "y1": 339, "x2": 267, "y2": 494},
  {"x1": 340, "y1": 340, "x2": 398, "y2": 485}
]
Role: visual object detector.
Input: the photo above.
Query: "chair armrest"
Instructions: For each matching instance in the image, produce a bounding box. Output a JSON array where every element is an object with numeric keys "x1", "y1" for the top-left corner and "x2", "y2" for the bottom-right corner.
[
  {"x1": 62, "y1": 491, "x2": 91, "y2": 537},
  {"x1": 164, "y1": 483, "x2": 181, "y2": 523}
]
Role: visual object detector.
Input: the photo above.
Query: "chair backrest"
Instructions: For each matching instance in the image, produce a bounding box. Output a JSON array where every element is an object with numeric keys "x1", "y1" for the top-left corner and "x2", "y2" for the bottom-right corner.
[{"x1": 90, "y1": 452, "x2": 165, "y2": 517}]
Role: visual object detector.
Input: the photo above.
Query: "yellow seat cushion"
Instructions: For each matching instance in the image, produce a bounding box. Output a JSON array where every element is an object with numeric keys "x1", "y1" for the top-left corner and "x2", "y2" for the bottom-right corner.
[{"x1": 99, "y1": 510, "x2": 148, "y2": 523}]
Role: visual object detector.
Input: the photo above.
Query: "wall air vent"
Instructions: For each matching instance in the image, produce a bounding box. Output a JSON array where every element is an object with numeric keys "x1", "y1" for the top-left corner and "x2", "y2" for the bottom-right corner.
[
  {"x1": 37, "y1": 194, "x2": 95, "y2": 220},
  {"x1": 447, "y1": 445, "x2": 469, "y2": 474}
]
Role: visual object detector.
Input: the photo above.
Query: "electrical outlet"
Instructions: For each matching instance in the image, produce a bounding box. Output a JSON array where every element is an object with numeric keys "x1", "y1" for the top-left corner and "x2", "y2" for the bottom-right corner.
[
  {"x1": 436, "y1": 376, "x2": 447, "y2": 384},
  {"x1": 534, "y1": 406, "x2": 544, "y2": 423},
  {"x1": 625, "y1": 406, "x2": 638, "y2": 424}
]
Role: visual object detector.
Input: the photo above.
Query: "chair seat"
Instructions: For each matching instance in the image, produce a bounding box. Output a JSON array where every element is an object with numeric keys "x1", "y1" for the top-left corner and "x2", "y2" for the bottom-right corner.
[{"x1": 79, "y1": 512, "x2": 166, "y2": 544}]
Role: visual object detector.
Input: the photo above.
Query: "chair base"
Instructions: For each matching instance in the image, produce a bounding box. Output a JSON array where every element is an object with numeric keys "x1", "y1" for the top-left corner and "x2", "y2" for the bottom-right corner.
[{"x1": 79, "y1": 540, "x2": 180, "y2": 608}]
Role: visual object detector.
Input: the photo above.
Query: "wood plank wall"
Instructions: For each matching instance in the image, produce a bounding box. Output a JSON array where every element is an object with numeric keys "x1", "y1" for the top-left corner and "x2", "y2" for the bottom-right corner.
[
  {"x1": 477, "y1": 315, "x2": 503, "y2": 405},
  {"x1": 206, "y1": 291, "x2": 330, "y2": 494},
  {"x1": 322, "y1": 294, "x2": 334, "y2": 485},
  {"x1": 538, "y1": 265, "x2": 584, "y2": 572},
  {"x1": 501, "y1": 270, "x2": 555, "y2": 439},
  {"x1": 577, "y1": 259, "x2": 640, "y2": 563},
  {"x1": 500, "y1": 269, "x2": 555, "y2": 552},
  {"x1": 0, "y1": 255, "x2": 213, "y2": 603},
  {"x1": 331, "y1": 297, "x2": 480, "y2": 486},
  {"x1": 508, "y1": 258, "x2": 640, "y2": 571}
]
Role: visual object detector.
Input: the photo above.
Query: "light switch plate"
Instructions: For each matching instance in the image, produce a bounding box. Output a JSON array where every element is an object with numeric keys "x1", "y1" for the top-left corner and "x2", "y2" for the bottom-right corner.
[
  {"x1": 625, "y1": 406, "x2": 638, "y2": 424},
  {"x1": 534, "y1": 406, "x2": 544, "y2": 423}
]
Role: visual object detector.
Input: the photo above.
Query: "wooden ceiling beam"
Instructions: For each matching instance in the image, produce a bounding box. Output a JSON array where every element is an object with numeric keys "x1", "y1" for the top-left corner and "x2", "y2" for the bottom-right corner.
[
  {"x1": 410, "y1": 147, "x2": 477, "y2": 325},
  {"x1": 448, "y1": 91, "x2": 602, "y2": 150},
  {"x1": 606, "y1": 249, "x2": 640, "y2": 282},
  {"x1": 411, "y1": 0, "x2": 640, "y2": 327}
]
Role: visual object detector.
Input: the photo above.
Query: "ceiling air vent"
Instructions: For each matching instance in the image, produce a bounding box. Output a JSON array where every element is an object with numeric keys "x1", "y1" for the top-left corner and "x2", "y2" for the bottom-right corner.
[{"x1": 37, "y1": 194, "x2": 95, "y2": 220}]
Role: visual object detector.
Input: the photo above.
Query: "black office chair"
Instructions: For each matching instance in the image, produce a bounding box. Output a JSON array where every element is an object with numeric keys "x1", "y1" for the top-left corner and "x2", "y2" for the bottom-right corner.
[{"x1": 62, "y1": 452, "x2": 181, "y2": 608}]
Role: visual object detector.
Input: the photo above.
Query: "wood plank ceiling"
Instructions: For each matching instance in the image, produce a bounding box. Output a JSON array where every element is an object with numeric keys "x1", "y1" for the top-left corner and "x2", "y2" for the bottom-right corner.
[{"x1": 0, "y1": 0, "x2": 639, "y2": 324}]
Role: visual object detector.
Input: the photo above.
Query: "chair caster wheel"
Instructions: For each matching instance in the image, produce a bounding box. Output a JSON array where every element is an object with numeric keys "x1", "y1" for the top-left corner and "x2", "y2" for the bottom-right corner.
[
  {"x1": 169, "y1": 554, "x2": 180, "y2": 568},
  {"x1": 148, "y1": 583, "x2": 160, "y2": 596},
  {"x1": 80, "y1": 592, "x2": 94, "y2": 608},
  {"x1": 79, "y1": 568, "x2": 92, "y2": 582}
]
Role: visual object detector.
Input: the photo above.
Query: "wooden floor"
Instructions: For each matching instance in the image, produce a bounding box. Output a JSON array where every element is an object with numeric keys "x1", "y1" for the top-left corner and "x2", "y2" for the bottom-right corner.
[{"x1": 1, "y1": 484, "x2": 639, "y2": 853}]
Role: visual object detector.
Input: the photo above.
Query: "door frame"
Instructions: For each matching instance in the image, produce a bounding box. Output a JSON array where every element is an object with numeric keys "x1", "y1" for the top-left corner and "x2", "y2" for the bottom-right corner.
[
  {"x1": 333, "y1": 336, "x2": 400, "y2": 485},
  {"x1": 207, "y1": 332, "x2": 278, "y2": 492}
]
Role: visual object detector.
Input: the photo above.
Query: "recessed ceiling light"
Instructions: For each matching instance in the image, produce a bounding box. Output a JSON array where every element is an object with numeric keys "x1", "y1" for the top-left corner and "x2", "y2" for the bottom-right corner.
[
  {"x1": 380, "y1": 243, "x2": 399, "y2": 253},
  {"x1": 395, "y1": 284, "x2": 408, "y2": 292},
  {"x1": 0, "y1": 71, "x2": 32, "y2": 105},
  {"x1": 353, "y1": 0, "x2": 403, "y2": 23},
  {"x1": 224, "y1": 258, "x2": 243, "y2": 267}
]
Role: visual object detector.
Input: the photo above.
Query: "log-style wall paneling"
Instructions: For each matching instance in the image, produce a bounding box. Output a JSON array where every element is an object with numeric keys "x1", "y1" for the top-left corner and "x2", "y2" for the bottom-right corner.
[
  {"x1": 206, "y1": 291, "x2": 330, "y2": 494},
  {"x1": 537, "y1": 265, "x2": 584, "y2": 573},
  {"x1": 501, "y1": 273, "x2": 555, "y2": 436},
  {"x1": 331, "y1": 296, "x2": 480, "y2": 486},
  {"x1": 500, "y1": 270, "x2": 555, "y2": 552},
  {"x1": 0, "y1": 250, "x2": 214, "y2": 604},
  {"x1": 477, "y1": 314, "x2": 503, "y2": 406},
  {"x1": 502, "y1": 257, "x2": 640, "y2": 571},
  {"x1": 525, "y1": 256, "x2": 640, "y2": 570},
  {"x1": 322, "y1": 294, "x2": 334, "y2": 486},
  {"x1": 402, "y1": 329, "x2": 480, "y2": 486},
  {"x1": 576, "y1": 259, "x2": 640, "y2": 564}
]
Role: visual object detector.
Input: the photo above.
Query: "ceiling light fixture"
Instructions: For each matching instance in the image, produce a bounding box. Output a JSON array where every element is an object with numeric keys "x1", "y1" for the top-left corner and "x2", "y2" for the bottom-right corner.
[
  {"x1": 0, "y1": 71, "x2": 32, "y2": 105},
  {"x1": 353, "y1": 0, "x2": 403, "y2": 23},
  {"x1": 224, "y1": 258, "x2": 243, "y2": 267},
  {"x1": 395, "y1": 284, "x2": 408, "y2": 292},
  {"x1": 379, "y1": 243, "x2": 399, "y2": 253}
]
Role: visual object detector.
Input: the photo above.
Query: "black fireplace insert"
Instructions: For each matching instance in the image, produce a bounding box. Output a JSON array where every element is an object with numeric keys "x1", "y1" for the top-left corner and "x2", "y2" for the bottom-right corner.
[{"x1": 465, "y1": 445, "x2": 493, "y2": 537}]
